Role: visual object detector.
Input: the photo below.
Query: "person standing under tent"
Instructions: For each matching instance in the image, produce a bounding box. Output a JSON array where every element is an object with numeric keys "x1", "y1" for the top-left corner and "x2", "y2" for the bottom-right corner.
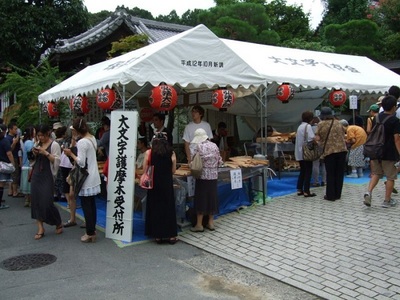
[
  {"x1": 294, "y1": 111, "x2": 317, "y2": 197},
  {"x1": 183, "y1": 105, "x2": 213, "y2": 163},
  {"x1": 190, "y1": 128, "x2": 223, "y2": 232},
  {"x1": 315, "y1": 107, "x2": 347, "y2": 201},
  {"x1": 143, "y1": 133, "x2": 178, "y2": 244}
]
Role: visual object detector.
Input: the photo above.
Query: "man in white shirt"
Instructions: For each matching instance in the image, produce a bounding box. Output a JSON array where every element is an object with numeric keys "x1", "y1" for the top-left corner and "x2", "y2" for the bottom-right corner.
[{"x1": 183, "y1": 105, "x2": 213, "y2": 163}]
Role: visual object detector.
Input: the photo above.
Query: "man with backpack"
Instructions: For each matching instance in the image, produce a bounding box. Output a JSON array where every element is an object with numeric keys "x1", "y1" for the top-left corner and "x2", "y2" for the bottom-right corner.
[{"x1": 364, "y1": 95, "x2": 400, "y2": 208}]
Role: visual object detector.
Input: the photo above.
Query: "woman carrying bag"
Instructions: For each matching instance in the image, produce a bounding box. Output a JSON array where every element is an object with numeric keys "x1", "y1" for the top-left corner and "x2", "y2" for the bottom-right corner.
[
  {"x1": 315, "y1": 107, "x2": 347, "y2": 201},
  {"x1": 64, "y1": 118, "x2": 101, "y2": 243},
  {"x1": 143, "y1": 132, "x2": 178, "y2": 244},
  {"x1": 294, "y1": 111, "x2": 317, "y2": 197}
]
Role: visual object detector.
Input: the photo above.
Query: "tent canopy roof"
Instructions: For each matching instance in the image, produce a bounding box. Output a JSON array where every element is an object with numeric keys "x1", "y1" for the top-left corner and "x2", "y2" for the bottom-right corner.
[
  {"x1": 222, "y1": 39, "x2": 400, "y2": 94},
  {"x1": 38, "y1": 24, "x2": 265, "y2": 103}
]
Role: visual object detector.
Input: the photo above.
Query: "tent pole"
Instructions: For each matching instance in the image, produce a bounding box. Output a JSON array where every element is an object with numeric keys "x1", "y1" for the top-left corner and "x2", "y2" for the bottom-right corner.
[{"x1": 122, "y1": 85, "x2": 126, "y2": 111}]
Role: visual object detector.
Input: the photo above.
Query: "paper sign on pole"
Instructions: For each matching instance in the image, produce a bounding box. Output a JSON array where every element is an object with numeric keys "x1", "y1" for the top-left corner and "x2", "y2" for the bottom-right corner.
[
  {"x1": 106, "y1": 111, "x2": 138, "y2": 242},
  {"x1": 349, "y1": 95, "x2": 358, "y2": 109}
]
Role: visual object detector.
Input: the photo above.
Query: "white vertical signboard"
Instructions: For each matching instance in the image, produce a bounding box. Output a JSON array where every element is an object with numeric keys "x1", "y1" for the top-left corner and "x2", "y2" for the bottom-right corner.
[
  {"x1": 106, "y1": 111, "x2": 138, "y2": 242},
  {"x1": 349, "y1": 95, "x2": 358, "y2": 110}
]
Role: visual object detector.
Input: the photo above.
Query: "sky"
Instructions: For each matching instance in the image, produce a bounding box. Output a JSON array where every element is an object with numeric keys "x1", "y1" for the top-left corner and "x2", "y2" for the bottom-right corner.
[{"x1": 83, "y1": 0, "x2": 324, "y2": 29}]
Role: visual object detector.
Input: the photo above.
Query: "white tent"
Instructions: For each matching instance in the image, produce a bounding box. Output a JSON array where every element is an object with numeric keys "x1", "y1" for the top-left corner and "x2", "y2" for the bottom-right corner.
[
  {"x1": 222, "y1": 39, "x2": 400, "y2": 131},
  {"x1": 222, "y1": 39, "x2": 400, "y2": 93},
  {"x1": 38, "y1": 25, "x2": 265, "y2": 103}
]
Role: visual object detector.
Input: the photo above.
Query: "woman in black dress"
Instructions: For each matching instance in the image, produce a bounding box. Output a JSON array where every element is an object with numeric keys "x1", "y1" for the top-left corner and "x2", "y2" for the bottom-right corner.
[
  {"x1": 31, "y1": 125, "x2": 63, "y2": 239},
  {"x1": 143, "y1": 133, "x2": 177, "y2": 244}
]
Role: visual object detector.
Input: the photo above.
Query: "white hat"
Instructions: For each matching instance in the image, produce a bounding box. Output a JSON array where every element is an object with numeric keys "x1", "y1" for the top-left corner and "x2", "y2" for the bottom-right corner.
[
  {"x1": 376, "y1": 95, "x2": 385, "y2": 105},
  {"x1": 191, "y1": 128, "x2": 209, "y2": 144},
  {"x1": 53, "y1": 122, "x2": 63, "y2": 130}
]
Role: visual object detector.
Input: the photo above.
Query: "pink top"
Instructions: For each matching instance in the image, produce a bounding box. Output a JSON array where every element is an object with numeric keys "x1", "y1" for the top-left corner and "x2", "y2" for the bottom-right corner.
[{"x1": 191, "y1": 140, "x2": 223, "y2": 180}]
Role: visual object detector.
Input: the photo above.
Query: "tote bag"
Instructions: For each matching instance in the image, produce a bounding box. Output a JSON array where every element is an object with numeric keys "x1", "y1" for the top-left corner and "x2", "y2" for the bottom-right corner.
[
  {"x1": 302, "y1": 125, "x2": 321, "y2": 161},
  {"x1": 190, "y1": 146, "x2": 203, "y2": 179}
]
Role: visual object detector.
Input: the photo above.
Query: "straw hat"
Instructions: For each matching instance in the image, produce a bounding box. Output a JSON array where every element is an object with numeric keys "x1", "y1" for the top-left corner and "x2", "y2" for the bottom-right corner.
[
  {"x1": 191, "y1": 128, "x2": 209, "y2": 144},
  {"x1": 376, "y1": 96, "x2": 385, "y2": 105}
]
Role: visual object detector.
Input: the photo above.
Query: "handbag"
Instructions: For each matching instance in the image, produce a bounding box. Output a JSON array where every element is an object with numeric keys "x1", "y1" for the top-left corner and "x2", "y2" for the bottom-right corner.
[
  {"x1": 67, "y1": 159, "x2": 89, "y2": 194},
  {"x1": 302, "y1": 125, "x2": 322, "y2": 161},
  {"x1": 140, "y1": 150, "x2": 154, "y2": 189},
  {"x1": 190, "y1": 145, "x2": 203, "y2": 179},
  {"x1": 66, "y1": 137, "x2": 96, "y2": 194},
  {"x1": 0, "y1": 161, "x2": 15, "y2": 174}
]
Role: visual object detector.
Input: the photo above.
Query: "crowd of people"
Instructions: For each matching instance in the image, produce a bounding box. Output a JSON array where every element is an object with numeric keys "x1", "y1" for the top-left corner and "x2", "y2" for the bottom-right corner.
[
  {"x1": 294, "y1": 85, "x2": 400, "y2": 208},
  {"x1": 3, "y1": 86, "x2": 397, "y2": 245}
]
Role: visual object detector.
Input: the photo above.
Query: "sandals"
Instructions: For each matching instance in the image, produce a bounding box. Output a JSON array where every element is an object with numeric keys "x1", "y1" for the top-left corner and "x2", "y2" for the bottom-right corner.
[
  {"x1": 168, "y1": 237, "x2": 179, "y2": 245},
  {"x1": 205, "y1": 224, "x2": 215, "y2": 231},
  {"x1": 297, "y1": 190, "x2": 304, "y2": 196},
  {"x1": 34, "y1": 233, "x2": 45, "y2": 240},
  {"x1": 155, "y1": 238, "x2": 163, "y2": 244},
  {"x1": 304, "y1": 192, "x2": 317, "y2": 197},
  {"x1": 63, "y1": 220, "x2": 77, "y2": 228},
  {"x1": 55, "y1": 225, "x2": 63, "y2": 235}
]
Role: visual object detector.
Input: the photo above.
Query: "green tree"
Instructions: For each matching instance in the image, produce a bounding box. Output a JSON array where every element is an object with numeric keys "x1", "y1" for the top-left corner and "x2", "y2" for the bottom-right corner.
[
  {"x1": 88, "y1": 10, "x2": 112, "y2": 27},
  {"x1": 155, "y1": 10, "x2": 181, "y2": 24},
  {"x1": 281, "y1": 38, "x2": 335, "y2": 52},
  {"x1": 107, "y1": 35, "x2": 149, "y2": 58},
  {"x1": 198, "y1": 2, "x2": 280, "y2": 44},
  {"x1": 265, "y1": 0, "x2": 311, "y2": 42},
  {"x1": 0, "y1": 0, "x2": 89, "y2": 69},
  {"x1": 320, "y1": 0, "x2": 369, "y2": 25},
  {"x1": 0, "y1": 61, "x2": 66, "y2": 127},
  {"x1": 323, "y1": 19, "x2": 379, "y2": 58}
]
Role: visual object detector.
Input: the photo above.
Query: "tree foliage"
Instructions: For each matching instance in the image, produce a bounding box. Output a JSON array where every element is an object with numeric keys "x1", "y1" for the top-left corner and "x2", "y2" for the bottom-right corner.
[
  {"x1": 0, "y1": 0, "x2": 89, "y2": 69},
  {"x1": 198, "y1": 2, "x2": 279, "y2": 44},
  {"x1": 320, "y1": 0, "x2": 369, "y2": 25},
  {"x1": 323, "y1": 19, "x2": 379, "y2": 58},
  {"x1": 107, "y1": 35, "x2": 149, "y2": 58},
  {"x1": 0, "y1": 61, "x2": 65, "y2": 128},
  {"x1": 265, "y1": 0, "x2": 311, "y2": 42}
]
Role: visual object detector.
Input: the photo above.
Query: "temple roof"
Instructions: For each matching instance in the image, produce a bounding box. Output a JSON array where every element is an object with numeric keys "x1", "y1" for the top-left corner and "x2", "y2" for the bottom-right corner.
[{"x1": 42, "y1": 9, "x2": 192, "y2": 71}]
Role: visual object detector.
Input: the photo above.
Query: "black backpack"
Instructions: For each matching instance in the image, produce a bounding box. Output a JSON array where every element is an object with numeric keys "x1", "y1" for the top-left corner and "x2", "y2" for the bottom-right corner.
[{"x1": 363, "y1": 114, "x2": 389, "y2": 160}]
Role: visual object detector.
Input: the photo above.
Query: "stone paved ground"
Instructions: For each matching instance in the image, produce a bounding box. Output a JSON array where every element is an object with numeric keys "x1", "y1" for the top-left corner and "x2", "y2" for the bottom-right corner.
[{"x1": 180, "y1": 181, "x2": 400, "y2": 300}]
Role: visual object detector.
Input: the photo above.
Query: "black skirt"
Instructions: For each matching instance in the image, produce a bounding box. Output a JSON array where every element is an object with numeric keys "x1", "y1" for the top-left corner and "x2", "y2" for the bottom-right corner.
[{"x1": 194, "y1": 179, "x2": 219, "y2": 215}]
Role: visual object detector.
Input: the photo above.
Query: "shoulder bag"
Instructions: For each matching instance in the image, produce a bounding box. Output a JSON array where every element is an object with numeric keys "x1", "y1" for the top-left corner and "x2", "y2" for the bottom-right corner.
[
  {"x1": 140, "y1": 149, "x2": 154, "y2": 189},
  {"x1": 0, "y1": 161, "x2": 15, "y2": 174},
  {"x1": 302, "y1": 124, "x2": 321, "y2": 161},
  {"x1": 190, "y1": 145, "x2": 203, "y2": 179},
  {"x1": 66, "y1": 137, "x2": 94, "y2": 194}
]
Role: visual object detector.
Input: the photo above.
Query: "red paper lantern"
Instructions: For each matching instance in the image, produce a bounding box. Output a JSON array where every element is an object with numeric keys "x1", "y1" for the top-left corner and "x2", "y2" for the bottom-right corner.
[
  {"x1": 43, "y1": 102, "x2": 59, "y2": 118},
  {"x1": 329, "y1": 90, "x2": 347, "y2": 107},
  {"x1": 96, "y1": 88, "x2": 122, "y2": 111},
  {"x1": 70, "y1": 95, "x2": 90, "y2": 115},
  {"x1": 212, "y1": 89, "x2": 235, "y2": 111},
  {"x1": 140, "y1": 107, "x2": 155, "y2": 122},
  {"x1": 149, "y1": 85, "x2": 177, "y2": 111},
  {"x1": 276, "y1": 83, "x2": 294, "y2": 103}
]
